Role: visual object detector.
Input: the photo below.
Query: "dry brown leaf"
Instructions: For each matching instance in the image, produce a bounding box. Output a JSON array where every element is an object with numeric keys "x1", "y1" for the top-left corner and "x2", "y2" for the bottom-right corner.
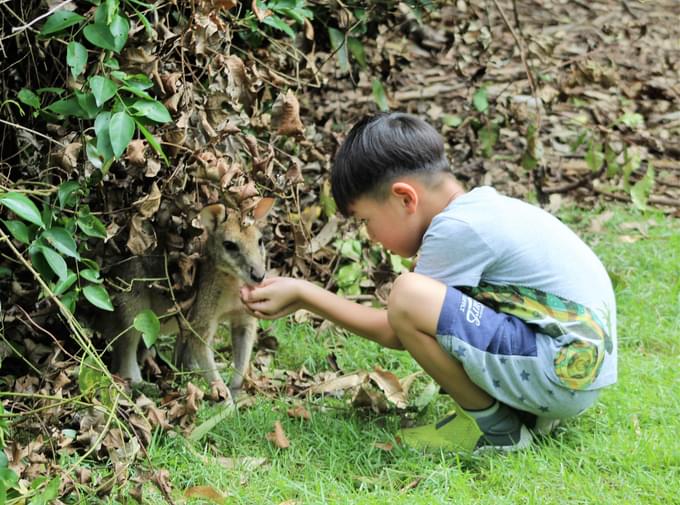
[
  {"x1": 185, "y1": 485, "x2": 228, "y2": 504},
  {"x1": 373, "y1": 441, "x2": 393, "y2": 451},
  {"x1": 351, "y1": 385, "x2": 389, "y2": 413},
  {"x1": 271, "y1": 90, "x2": 304, "y2": 137},
  {"x1": 370, "y1": 366, "x2": 408, "y2": 408},
  {"x1": 125, "y1": 139, "x2": 146, "y2": 167},
  {"x1": 287, "y1": 405, "x2": 311, "y2": 420},
  {"x1": 310, "y1": 371, "x2": 368, "y2": 394},
  {"x1": 211, "y1": 0, "x2": 237, "y2": 11},
  {"x1": 399, "y1": 478, "x2": 422, "y2": 493},
  {"x1": 589, "y1": 210, "x2": 615, "y2": 233},
  {"x1": 134, "y1": 181, "x2": 162, "y2": 218},
  {"x1": 266, "y1": 420, "x2": 290, "y2": 449},
  {"x1": 251, "y1": 0, "x2": 269, "y2": 21},
  {"x1": 215, "y1": 456, "x2": 267, "y2": 471},
  {"x1": 127, "y1": 215, "x2": 156, "y2": 255}
]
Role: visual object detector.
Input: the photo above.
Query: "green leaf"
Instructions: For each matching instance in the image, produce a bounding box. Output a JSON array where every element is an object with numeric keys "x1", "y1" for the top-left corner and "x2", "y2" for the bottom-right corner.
[
  {"x1": 40, "y1": 245, "x2": 68, "y2": 281},
  {"x1": 60, "y1": 290, "x2": 78, "y2": 313},
  {"x1": 45, "y1": 97, "x2": 86, "y2": 118},
  {"x1": 347, "y1": 37, "x2": 366, "y2": 68},
  {"x1": 78, "y1": 356, "x2": 108, "y2": 394},
  {"x1": 120, "y1": 85, "x2": 153, "y2": 100},
  {"x1": 83, "y1": 23, "x2": 117, "y2": 51},
  {"x1": 2, "y1": 219, "x2": 31, "y2": 244},
  {"x1": 109, "y1": 111, "x2": 135, "y2": 158},
  {"x1": 75, "y1": 91, "x2": 99, "y2": 119},
  {"x1": 131, "y1": 100, "x2": 172, "y2": 123},
  {"x1": 585, "y1": 141, "x2": 604, "y2": 172},
  {"x1": 42, "y1": 227, "x2": 80, "y2": 259},
  {"x1": 83, "y1": 284, "x2": 114, "y2": 311},
  {"x1": 336, "y1": 262, "x2": 363, "y2": 289},
  {"x1": 442, "y1": 114, "x2": 463, "y2": 128},
  {"x1": 77, "y1": 211, "x2": 107, "y2": 239},
  {"x1": 134, "y1": 309, "x2": 160, "y2": 348},
  {"x1": 80, "y1": 268, "x2": 102, "y2": 283},
  {"x1": 40, "y1": 10, "x2": 85, "y2": 36},
  {"x1": 67, "y1": 41, "x2": 88, "y2": 78},
  {"x1": 40, "y1": 477, "x2": 60, "y2": 502},
  {"x1": 105, "y1": 0, "x2": 119, "y2": 24},
  {"x1": 122, "y1": 73, "x2": 154, "y2": 90},
  {"x1": 0, "y1": 266, "x2": 11, "y2": 278},
  {"x1": 262, "y1": 14, "x2": 295, "y2": 38},
  {"x1": 89, "y1": 76, "x2": 117, "y2": 107},
  {"x1": 0, "y1": 192, "x2": 45, "y2": 228},
  {"x1": 328, "y1": 27, "x2": 349, "y2": 73},
  {"x1": 54, "y1": 271, "x2": 78, "y2": 296},
  {"x1": 479, "y1": 123, "x2": 498, "y2": 158},
  {"x1": 18, "y1": 88, "x2": 40, "y2": 109},
  {"x1": 57, "y1": 181, "x2": 82, "y2": 208},
  {"x1": 473, "y1": 87, "x2": 489, "y2": 113},
  {"x1": 134, "y1": 119, "x2": 168, "y2": 164},
  {"x1": 110, "y1": 14, "x2": 129, "y2": 52},
  {"x1": 617, "y1": 111, "x2": 644, "y2": 129},
  {"x1": 94, "y1": 111, "x2": 115, "y2": 163},
  {"x1": 630, "y1": 163, "x2": 655, "y2": 211},
  {"x1": 371, "y1": 79, "x2": 389, "y2": 112}
]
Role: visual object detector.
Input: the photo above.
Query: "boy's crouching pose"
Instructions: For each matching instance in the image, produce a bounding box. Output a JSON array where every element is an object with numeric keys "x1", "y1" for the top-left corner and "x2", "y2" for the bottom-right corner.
[{"x1": 241, "y1": 113, "x2": 617, "y2": 452}]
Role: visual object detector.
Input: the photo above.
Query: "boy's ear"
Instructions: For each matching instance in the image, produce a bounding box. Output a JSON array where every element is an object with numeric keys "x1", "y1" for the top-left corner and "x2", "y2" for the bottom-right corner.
[
  {"x1": 390, "y1": 182, "x2": 419, "y2": 213},
  {"x1": 199, "y1": 203, "x2": 227, "y2": 231}
]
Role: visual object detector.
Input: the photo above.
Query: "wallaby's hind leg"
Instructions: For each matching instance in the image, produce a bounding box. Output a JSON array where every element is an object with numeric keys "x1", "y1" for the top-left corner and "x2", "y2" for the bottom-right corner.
[
  {"x1": 229, "y1": 315, "x2": 258, "y2": 394},
  {"x1": 173, "y1": 322, "x2": 229, "y2": 399},
  {"x1": 110, "y1": 327, "x2": 143, "y2": 383}
]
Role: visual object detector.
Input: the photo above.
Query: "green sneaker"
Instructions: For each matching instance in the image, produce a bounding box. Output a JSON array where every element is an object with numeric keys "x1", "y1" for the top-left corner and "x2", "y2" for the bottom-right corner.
[{"x1": 398, "y1": 408, "x2": 483, "y2": 453}]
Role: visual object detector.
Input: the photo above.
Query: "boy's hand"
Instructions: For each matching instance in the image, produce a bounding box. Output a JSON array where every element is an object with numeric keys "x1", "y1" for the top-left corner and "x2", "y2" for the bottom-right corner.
[{"x1": 240, "y1": 277, "x2": 304, "y2": 320}]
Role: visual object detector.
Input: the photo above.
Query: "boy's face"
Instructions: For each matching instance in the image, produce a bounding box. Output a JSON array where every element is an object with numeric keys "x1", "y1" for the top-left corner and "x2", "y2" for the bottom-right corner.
[{"x1": 349, "y1": 193, "x2": 422, "y2": 258}]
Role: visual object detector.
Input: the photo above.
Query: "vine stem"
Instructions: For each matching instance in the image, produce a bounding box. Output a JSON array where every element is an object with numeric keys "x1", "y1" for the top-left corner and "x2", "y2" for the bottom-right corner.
[{"x1": 0, "y1": 118, "x2": 66, "y2": 147}]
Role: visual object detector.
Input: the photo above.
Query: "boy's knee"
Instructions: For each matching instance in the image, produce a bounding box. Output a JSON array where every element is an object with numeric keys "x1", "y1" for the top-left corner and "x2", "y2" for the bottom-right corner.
[{"x1": 387, "y1": 272, "x2": 434, "y2": 330}]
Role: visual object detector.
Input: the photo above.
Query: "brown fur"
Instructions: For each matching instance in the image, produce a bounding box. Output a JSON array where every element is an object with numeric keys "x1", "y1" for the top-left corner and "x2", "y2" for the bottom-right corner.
[{"x1": 101, "y1": 204, "x2": 266, "y2": 399}]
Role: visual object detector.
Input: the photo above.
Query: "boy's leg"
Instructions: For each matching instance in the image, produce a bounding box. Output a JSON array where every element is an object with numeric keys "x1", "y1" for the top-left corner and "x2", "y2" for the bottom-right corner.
[
  {"x1": 388, "y1": 272, "x2": 532, "y2": 451},
  {"x1": 387, "y1": 273, "x2": 493, "y2": 410}
]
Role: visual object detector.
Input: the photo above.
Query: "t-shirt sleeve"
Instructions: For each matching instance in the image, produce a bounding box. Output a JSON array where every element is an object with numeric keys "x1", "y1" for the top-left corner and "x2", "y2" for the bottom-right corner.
[{"x1": 414, "y1": 217, "x2": 497, "y2": 287}]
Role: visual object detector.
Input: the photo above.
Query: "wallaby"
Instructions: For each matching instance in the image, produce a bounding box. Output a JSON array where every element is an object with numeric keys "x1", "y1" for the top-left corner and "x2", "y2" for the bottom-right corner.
[{"x1": 102, "y1": 203, "x2": 266, "y2": 399}]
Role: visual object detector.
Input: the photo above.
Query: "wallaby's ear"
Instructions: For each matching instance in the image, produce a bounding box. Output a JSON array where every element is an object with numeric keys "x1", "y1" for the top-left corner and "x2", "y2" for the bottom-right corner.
[
  {"x1": 199, "y1": 204, "x2": 227, "y2": 231},
  {"x1": 253, "y1": 197, "x2": 275, "y2": 221}
]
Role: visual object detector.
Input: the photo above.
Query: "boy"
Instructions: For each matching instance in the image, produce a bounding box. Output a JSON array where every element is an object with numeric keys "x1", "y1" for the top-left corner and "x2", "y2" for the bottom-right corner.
[{"x1": 240, "y1": 112, "x2": 617, "y2": 452}]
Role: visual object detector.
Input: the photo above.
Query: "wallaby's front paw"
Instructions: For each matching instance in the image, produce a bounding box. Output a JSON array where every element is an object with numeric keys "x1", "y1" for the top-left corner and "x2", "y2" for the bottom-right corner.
[{"x1": 210, "y1": 380, "x2": 231, "y2": 402}]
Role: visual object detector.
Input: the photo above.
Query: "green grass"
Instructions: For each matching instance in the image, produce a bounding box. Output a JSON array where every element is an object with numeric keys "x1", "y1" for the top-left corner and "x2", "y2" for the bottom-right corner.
[{"x1": 133, "y1": 204, "x2": 679, "y2": 505}]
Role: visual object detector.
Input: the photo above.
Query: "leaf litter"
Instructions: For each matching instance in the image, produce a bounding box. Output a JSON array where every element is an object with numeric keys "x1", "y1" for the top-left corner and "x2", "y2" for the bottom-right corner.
[{"x1": 1, "y1": 0, "x2": 679, "y2": 500}]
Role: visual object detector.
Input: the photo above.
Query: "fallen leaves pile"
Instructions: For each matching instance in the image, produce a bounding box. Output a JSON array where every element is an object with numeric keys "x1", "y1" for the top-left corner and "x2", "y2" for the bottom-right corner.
[{"x1": 1, "y1": 0, "x2": 679, "y2": 501}]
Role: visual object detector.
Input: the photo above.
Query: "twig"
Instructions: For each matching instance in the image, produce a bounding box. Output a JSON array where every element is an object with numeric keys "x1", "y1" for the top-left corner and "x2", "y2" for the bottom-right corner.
[
  {"x1": 491, "y1": 0, "x2": 545, "y2": 202},
  {"x1": 10, "y1": 0, "x2": 73, "y2": 34},
  {"x1": 0, "y1": 118, "x2": 66, "y2": 148}
]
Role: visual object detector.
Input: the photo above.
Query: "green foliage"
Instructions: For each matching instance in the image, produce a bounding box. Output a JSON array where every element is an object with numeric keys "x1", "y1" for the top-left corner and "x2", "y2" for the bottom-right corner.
[
  {"x1": 23, "y1": 0, "x2": 171, "y2": 169},
  {"x1": 134, "y1": 309, "x2": 161, "y2": 348},
  {"x1": 0, "y1": 185, "x2": 112, "y2": 314}
]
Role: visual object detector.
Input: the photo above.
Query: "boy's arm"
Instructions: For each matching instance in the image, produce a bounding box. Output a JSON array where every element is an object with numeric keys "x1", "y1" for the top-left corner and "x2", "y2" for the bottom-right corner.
[{"x1": 240, "y1": 277, "x2": 404, "y2": 349}]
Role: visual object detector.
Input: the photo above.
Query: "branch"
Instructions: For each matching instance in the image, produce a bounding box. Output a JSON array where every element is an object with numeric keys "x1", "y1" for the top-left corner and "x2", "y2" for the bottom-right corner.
[{"x1": 10, "y1": 0, "x2": 74, "y2": 35}]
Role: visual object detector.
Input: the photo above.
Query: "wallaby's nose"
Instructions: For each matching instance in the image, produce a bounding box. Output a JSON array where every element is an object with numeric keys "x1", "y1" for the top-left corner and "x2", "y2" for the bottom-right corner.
[{"x1": 250, "y1": 267, "x2": 265, "y2": 284}]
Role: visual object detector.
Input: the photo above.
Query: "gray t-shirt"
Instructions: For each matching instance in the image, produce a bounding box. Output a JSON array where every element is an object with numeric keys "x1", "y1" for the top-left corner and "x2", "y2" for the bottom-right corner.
[{"x1": 415, "y1": 186, "x2": 617, "y2": 389}]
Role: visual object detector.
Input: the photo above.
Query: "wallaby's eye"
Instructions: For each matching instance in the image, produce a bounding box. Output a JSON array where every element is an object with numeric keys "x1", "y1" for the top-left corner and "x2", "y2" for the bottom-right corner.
[
  {"x1": 258, "y1": 237, "x2": 264, "y2": 247},
  {"x1": 223, "y1": 240, "x2": 239, "y2": 252}
]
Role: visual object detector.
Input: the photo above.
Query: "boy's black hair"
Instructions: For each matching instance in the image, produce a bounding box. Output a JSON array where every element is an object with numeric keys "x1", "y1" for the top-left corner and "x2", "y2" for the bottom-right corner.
[{"x1": 331, "y1": 112, "x2": 449, "y2": 216}]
